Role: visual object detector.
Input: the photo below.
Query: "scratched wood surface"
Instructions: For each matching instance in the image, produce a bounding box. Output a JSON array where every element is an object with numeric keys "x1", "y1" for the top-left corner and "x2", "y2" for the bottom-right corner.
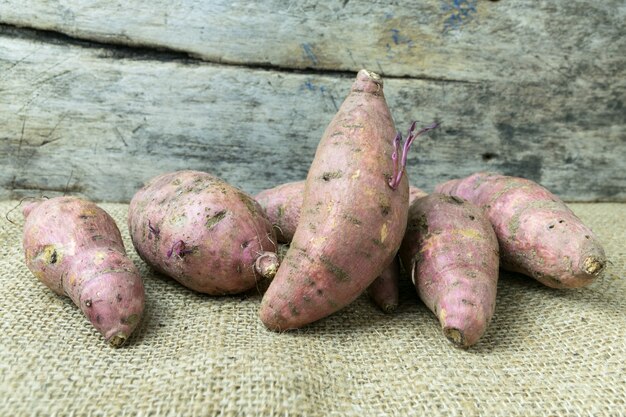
[{"x1": 0, "y1": 0, "x2": 624, "y2": 202}]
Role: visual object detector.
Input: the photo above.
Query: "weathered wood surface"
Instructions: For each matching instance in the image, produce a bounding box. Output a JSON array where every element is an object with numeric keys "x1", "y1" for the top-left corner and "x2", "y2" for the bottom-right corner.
[
  {"x1": 0, "y1": 0, "x2": 624, "y2": 202},
  {"x1": 0, "y1": 0, "x2": 623, "y2": 82}
]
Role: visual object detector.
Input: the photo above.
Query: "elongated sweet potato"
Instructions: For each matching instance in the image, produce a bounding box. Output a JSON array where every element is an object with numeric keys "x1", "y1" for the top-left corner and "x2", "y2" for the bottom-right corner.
[
  {"x1": 128, "y1": 170, "x2": 279, "y2": 295},
  {"x1": 399, "y1": 194, "x2": 499, "y2": 348},
  {"x1": 22, "y1": 197, "x2": 145, "y2": 347},
  {"x1": 256, "y1": 181, "x2": 427, "y2": 312},
  {"x1": 435, "y1": 172, "x2": 606, "y2": 288},
  {"x1": 259, "y1": 70, "x2": 412, "y2": 330}
]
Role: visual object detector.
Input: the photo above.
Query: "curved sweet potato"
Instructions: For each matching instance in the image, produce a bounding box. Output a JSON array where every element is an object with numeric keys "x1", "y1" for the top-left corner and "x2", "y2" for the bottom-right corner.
[
  {"x1": 256, "y1": 181, "x2": 427, "y2": 312},
  {"x1": 259, "y1": 70, "x2": 410, "y2": 330},
  {"x1": 399, "y1": 194, "x2": 499, "y2": 348},
  {"x1": 22, "y1": 197, "x2": 145, "y2": 347},
  {"x1": 435, "y1": 172, "x2": 606, "y2": 288},
  {"x1": 128, "y1": 170, "x2": 279, "y2": 295}
]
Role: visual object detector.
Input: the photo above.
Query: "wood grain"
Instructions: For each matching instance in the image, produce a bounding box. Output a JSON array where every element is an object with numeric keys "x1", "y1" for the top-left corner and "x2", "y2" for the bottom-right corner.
[
  {"x1": 0, "y1": 1, "x2": 623, "y2": 82},
  {"x1": 1, "y1": 29, "x2": 623, "y2": 203},
  {"x1": 1, "y1": 1, "x2": 624, "y2": 201}
]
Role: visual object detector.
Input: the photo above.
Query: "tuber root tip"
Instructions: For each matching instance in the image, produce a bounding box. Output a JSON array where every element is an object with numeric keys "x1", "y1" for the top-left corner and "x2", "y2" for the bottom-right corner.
[
  {"x1": 443, "y1": 327, "x2": 468, "y2": 349},
  {"x1": 583, "y1": 256, "x2": 605, "y2": 276},
  {"x1": 361, "y1": 69, "x2": 381, "y2": 80},
  {"x1": 255, "y1": 252, "x2": 280, "y2": 279},
  {"x1": 108, "y1": 333, "x2": 128, "y2": 348},
  {"x1": 382, "y1": 303, "x2": 398, "y2": 314}
]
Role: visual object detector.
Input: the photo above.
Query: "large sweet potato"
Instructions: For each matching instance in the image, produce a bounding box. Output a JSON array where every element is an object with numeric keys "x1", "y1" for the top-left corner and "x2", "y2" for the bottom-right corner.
[
  {"x1": 435, "y1": 172, "x2": 606, "y2": 288},
  {"x1": 259, "y1": 70, "x2": 410, "y2": 330},
  {"x1": 22, "y1": 197, "x2": 145, "y2": 347},
  {"x1": 399, "y1": 194, "x2": 499, "y2": 348},
  {"x1": 128, "y1": 170, "x2": 279, "y2": 295}
]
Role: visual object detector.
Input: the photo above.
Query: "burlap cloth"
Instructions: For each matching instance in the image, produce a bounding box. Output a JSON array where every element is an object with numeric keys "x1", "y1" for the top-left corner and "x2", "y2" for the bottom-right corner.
[{"x1": 1, "y1": 200, "x2": 624, "y2": 416}]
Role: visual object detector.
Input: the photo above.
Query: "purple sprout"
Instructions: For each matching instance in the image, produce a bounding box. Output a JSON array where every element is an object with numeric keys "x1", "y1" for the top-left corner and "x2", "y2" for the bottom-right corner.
[
  {"x1": 388, "y1": 121, "x2": 440, "y2": 190},
  {"x1": 167, "y1": 240, "x2": 193, "y2": 258}
]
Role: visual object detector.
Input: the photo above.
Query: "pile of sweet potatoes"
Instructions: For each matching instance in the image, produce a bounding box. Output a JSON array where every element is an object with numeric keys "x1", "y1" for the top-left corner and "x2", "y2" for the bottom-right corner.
[{"x1": 19, "y1": 69, "x2": 607, "y2": 349}]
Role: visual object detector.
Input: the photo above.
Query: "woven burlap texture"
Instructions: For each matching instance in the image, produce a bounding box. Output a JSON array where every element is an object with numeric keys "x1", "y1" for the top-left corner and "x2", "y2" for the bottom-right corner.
[{"x1": 1, "y1": 201, "x2": 624, "y2": 416}]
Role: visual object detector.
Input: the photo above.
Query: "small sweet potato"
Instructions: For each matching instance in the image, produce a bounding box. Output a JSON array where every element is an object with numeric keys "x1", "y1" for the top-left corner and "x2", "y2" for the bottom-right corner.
[
  {"x1": 259, "y1": 70, "x2": 411, "y2": 330},
  {"x1": 366, "y1": 257, "x2": 402, "y2": 313},
  {"x1": 128, "y1": 170, "x2": 279, "y2": 295},
  {"x1": 399, "y1": 194, "x2": 499, "y2": 348},
  {"x1": 255, "y1": 180, "x2": 306, "y2": 243},
  {"x1": 256, "y1": 181, "x2": 427, "y2": 312},
  {"x1": 435, "y1": 172, "x2": 606, "y2": 288},
  {"x1": 22, "y1": 197, "x2": 145, "y2": 347}
]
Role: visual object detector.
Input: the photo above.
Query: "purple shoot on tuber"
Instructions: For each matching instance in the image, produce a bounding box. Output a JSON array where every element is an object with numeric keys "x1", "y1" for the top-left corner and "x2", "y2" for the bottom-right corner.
[
  {"x1": 167, "y1": 240, "x2": 192, "y2": 258},
  {"x1": 388, "y1": 121, "x2": 440, "y2": 190}
]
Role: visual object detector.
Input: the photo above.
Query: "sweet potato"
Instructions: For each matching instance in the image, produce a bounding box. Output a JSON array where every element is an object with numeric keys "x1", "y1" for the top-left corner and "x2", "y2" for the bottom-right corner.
[
  {"x1": 22, "y1": 197, "x2": 145, "y2": 347},
  {"x1": 435, "y1": 172, "x2": 606, "y2": 288},
  {"x1": 255, "y1": 181, "x2": 304, "y2": 243},
  {"x1": 366, "y1": 257, "x2": 402, "y2": 313},
  {"x1": 399, "y1": 194, "x2": 499, "y2": 348},
  {"x1": 256, "y1": 181, "x2": 427, "y2": 243},
  {"x1": 409, "y1": 186, "x2": 428, "y2": 203},
  {"x1": 256, "y1": 181, "x2": 427, "y2": 312},
  {"x1": 128, "y1": 170, "x2": 279, "y2": 295},
  {"x1": 259, "y1": 70, "x2": 413, "y2": 330}
]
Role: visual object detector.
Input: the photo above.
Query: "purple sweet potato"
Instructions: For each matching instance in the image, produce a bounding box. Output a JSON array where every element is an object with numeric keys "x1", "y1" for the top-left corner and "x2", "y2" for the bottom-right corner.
[
  {"x1": 128, "y1": 170, "x2": 279, "y2": 295},
  {"x1": 22, "y1": 197, "x2": 145, "y2": 347},
  {"x1": 259, "y1": 70, "x2": 414, "y2": 330},
  {"x1": 399, "y1": 194, "x2": 499, "y2": 348},
  {"x1": 435, "y1": 172, "x2": 606, "y2": 288},
  {"x1": 256, "y1": 181, "x2": 427, "y2": 312}
]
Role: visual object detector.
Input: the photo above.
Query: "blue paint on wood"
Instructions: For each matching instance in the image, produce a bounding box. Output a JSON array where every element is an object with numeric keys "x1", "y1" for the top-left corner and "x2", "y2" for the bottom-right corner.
[
  {"x1": 301, "y1": 43, "x2": 318, "y2": 66},
  {"x1": 391, "y1": 29, "x2": 401, "y2": 45},
  {"x1": 441, "y1": 0, "x2": 478, "y2": 32},
  {"x1": 386, "y1": 29, "x2": 414, "y2": 59}
]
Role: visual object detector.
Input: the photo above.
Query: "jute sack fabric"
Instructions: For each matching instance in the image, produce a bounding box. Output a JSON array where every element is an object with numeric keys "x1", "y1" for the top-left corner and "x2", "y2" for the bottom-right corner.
[{"x1": 1, "y1": 200, "x2": 624, "y2": 416}]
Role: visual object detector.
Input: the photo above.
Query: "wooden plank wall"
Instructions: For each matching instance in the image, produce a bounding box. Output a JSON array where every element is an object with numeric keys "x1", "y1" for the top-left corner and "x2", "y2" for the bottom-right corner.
[{"x1": 0, "y1": 1, "x2": 624, "y2": 202}]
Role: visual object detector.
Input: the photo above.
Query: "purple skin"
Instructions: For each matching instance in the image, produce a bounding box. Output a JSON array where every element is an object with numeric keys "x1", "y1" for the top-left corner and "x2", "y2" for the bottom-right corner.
[
  {"x1": 388, "y1": 122, "x2": 440, "y2": 190},
  {"x1": 22, "y1": 197, "x2": 145, "y2": 347}
]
